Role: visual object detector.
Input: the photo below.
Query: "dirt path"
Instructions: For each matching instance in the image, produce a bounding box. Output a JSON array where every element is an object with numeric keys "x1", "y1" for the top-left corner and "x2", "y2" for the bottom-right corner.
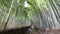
[{"x1": 32, "y1": 29, "x2": 60, "y2": 34}]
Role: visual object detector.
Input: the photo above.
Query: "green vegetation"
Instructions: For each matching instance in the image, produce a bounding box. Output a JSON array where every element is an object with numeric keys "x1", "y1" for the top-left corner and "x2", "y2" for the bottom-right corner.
[{"x1": 0, "y1": 0, "x2": 60, "y2": 31}]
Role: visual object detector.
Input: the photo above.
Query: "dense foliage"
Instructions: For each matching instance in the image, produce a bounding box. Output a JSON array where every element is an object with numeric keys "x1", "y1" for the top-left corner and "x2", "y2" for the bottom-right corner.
[{"x1": 0, "y1": 0, "x2": 60, "y2": 31}]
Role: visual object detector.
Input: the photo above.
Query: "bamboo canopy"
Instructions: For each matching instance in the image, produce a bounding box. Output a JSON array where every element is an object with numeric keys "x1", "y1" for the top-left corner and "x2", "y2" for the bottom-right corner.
[{"x1": 0, "y1": 0, "x2": 60, "y2": 31}]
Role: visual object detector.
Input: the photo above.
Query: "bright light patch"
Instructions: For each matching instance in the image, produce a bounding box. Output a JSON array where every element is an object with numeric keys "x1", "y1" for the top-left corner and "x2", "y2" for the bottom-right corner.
[{"x1": 24, "y1": 1, "x2": 30, "y2": 7}]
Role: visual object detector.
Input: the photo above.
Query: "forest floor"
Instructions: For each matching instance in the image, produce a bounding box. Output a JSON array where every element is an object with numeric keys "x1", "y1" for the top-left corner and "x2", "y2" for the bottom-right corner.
[{"x1": 32, "y1": 29, "x2": 60, "y2": 34}]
